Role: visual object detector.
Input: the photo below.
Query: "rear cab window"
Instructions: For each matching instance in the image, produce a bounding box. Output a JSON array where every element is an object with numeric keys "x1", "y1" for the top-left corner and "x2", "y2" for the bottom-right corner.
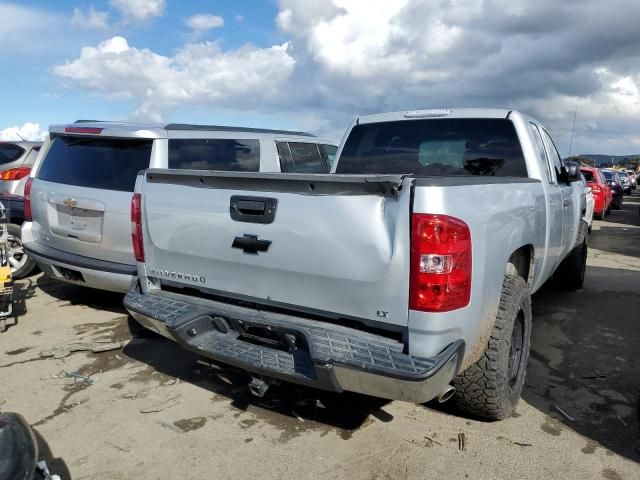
[
  {"x1": 336, "y1": 118, "x2": 527, "y2": 176},
  {"x1": 37, "y1": 136, "x2": 153, "y2": 192},
  {"x1": 169, "y1": 139, "x2": 260, "y2": 172},
  {"x1": 0, "y1": 143, "x2": 25, "y2": 165}
]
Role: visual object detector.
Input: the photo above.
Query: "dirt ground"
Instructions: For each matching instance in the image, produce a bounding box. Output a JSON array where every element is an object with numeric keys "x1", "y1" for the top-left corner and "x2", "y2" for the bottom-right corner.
[{"x1": 1, "y1": 195, "x2": 639, "y2": 480}]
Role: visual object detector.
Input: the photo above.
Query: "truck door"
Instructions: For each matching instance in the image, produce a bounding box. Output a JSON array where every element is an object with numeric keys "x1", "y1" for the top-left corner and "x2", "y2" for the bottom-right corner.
[
  {"x1": 541, "y1": 128, "x2": 577, "y2": 260},
  {"x1": 529, "y1": 123, "x2": 564, "y2": 276}
]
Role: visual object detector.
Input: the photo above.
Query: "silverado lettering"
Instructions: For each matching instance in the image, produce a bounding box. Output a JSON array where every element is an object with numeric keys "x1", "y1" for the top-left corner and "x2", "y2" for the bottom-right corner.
[{"x1": 148, "y1": 267, "x2": 205, "y2": 284}]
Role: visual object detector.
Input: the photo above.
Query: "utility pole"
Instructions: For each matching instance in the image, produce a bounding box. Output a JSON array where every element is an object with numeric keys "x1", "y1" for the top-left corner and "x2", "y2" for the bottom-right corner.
[{"x1": 568, "y1": 105, "x2": 577, "y2": 157}]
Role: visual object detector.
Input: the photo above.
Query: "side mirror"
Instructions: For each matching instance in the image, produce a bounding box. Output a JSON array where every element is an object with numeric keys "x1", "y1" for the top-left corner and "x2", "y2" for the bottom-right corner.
[{"x1": 560, "y1": 161, "x2": 581, "y2": 183}]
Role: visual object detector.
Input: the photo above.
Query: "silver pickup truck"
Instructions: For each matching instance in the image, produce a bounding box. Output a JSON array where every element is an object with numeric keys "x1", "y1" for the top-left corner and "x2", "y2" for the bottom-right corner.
[{"x1": 124, "y1": 109, "x2": 587, "y2": 420}]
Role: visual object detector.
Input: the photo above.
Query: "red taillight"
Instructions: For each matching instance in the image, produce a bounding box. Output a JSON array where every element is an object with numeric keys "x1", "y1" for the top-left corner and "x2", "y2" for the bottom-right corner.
[
  {"x1": 0, "y1": 167, "x2": 31, "y2": 181},
  {"x1": 409, "y1": 214, "x2": 472, "y2": 312},
  {"x1": 131, "y1": 193, "x2": 145, "y2": 262},
  {"x1": 64, "y1": 127, "x2": 103, "y2": 134},
  {"x1": 24, "y1": 177, "x2": 33, "y2": 222}
]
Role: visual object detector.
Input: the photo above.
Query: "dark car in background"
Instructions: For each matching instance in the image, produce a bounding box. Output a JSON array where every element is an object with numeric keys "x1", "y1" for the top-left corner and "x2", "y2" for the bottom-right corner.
[
  {"x1": 0, "y1": 141, "x2": 42, "y2": 196},
  {"x1": 601, "y1": 169, "x2": 624, "y2": 210}
]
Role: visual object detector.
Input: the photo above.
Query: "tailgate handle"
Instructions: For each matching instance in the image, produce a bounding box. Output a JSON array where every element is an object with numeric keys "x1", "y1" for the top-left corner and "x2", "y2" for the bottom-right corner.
[{"x1": 230, "y1": 196, "x2": 278, "y2": 224}]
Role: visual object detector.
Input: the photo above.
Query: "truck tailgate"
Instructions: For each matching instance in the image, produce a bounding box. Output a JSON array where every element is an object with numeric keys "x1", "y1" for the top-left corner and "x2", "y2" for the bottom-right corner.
[{"x1": 140, "y1": 171, "x2": 412, "y2": 328}]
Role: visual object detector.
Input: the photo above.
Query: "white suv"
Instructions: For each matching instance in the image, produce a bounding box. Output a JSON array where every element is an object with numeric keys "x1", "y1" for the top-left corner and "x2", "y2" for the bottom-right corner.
[{"x1": 23, "y1": 121, "x2": 337, "y2": 292}]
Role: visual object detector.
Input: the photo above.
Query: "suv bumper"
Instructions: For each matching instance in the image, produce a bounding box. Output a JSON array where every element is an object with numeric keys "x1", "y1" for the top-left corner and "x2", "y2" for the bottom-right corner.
[
  {"x1": 24, "y1": 241, "x2": 136, "y2": 293},
  {"x1": 124, "y1": 288, "x2": 465, "y2": 403}
]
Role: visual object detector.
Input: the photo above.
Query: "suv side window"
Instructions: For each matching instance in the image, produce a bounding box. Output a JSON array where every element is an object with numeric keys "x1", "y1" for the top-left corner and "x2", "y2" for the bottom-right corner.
[
  {"x1": 541, "y1": 129, "x2": 564, "y2": 180},
  {"x1": 288, "y1": 142, "x2": 327, "y2": 173},
  {"x1": 529, "y1": 122, "x2": 553, "y2": 183},
  {"x1": 168, "y1": 139, "x2": 260, "y2": 172},
  {"x1": 277, "y1": 142, "x2": 329, "y2": 173}
]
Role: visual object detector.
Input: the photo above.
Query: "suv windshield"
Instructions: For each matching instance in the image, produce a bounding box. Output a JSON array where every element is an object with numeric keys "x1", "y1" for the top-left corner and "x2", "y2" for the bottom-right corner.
[
  {"x1": 336, "y1": 118, "x2": 527, "y2": 176},
  {"x1": 0, "y1": 143, "x2": 25, "y2": 165},
  {"x1": 37, "y1": 136, "x2": 152, "y2": 192}
]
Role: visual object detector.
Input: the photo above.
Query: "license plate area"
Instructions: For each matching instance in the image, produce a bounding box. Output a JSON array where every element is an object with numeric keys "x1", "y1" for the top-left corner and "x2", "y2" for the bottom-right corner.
[{"x1": 51, "y1": 205, "x2": 104, "y2": 243}]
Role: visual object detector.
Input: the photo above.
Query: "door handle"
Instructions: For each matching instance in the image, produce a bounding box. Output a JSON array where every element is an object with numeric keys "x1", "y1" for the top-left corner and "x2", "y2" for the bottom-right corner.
[{"x1": 230, "y1": 196, "x2": 278, "y2": 224}]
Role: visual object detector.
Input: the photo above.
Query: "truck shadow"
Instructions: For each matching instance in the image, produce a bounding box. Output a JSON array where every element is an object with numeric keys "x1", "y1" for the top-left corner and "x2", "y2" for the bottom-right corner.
[
  {"x1": 520, "y1": 266, "x2": 640, "y2": 462},
  {"x1": 35, "y1": 274, "x2": 127, "y2": 315},
  {"x1": 122, "y1": 335, "x2": 392, "y2": 434},
  {"x1": 32, "y1": 426, "x2": 71, "y2": 480}
]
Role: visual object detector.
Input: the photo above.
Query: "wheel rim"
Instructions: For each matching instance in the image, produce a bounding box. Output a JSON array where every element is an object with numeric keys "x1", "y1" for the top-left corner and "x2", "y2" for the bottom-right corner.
[
  {"x1": 7, "y1": 234, "x2": 28, "y2": 273},
  {"x1": 508, "y1": 310, "x2": 525, "y2": 387}
]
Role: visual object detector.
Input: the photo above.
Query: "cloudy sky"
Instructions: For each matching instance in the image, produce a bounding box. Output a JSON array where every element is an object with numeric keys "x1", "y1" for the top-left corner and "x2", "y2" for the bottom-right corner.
[{"x1": 1, "y1": 0, "x2": 639, "y2": 156}]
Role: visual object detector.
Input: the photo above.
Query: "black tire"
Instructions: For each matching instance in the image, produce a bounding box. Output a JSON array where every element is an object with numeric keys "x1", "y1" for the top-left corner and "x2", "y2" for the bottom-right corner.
[
  {"x1": 613, "y1": 197, "x2": 622, "y2": 210},
  {"x1": 595, "y1": 209, "x2": 605, "y2": 220},
  {"x1": 554, "y1": 236, "x2": 587, "y2": 290},
  {"x1": 7, "y1": 224, "x2": 37, "y2": 279},
  {"x1": 453, "y1": 275, "x2": 532, "y2": 420},
  {"x1": 605, "y1": 204, "x2": 612, "y2": 215}
]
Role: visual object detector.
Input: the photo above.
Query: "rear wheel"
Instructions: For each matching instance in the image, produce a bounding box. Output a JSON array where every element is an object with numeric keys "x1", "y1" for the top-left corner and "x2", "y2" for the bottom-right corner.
[
  {"x1": 613, "y1": 196, "x2": 622, "y2": 210},
  {"x1": 453, "y1": 275, "x2": 531, "y2": 420},
  {"x1": 595, "y1": 208, "x2": 605, "y2": 220},
  {"x1": 7, "y1": 224, "x2": 37, "y2": 279}
]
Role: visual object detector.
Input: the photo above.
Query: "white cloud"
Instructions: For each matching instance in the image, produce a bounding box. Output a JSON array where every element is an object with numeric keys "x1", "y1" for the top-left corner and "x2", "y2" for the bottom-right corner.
[
  {"x1": 110, "y1": 0, "x2": 165, "y2": 21},
  {"x1": 0, "y1": 123, "x2": 46, "y2": 142},
  {"x1": 186, "y1": 14, "x2": 224, "y2": 33},
  {"x1": 54, "y1": 36, "x2": 295, "y2": 121},
  {"x1": 71, "y1": 7, "x2": 109, "y2": 30},
  {"x1": 273, "y1": 0, "x2": 640, "y2": 154}
]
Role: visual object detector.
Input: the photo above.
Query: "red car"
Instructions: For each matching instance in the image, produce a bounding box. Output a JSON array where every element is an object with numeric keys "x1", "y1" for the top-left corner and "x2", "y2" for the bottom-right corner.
[{"x1": 580, "y1": 166, "x2": 612, "y2": 219}]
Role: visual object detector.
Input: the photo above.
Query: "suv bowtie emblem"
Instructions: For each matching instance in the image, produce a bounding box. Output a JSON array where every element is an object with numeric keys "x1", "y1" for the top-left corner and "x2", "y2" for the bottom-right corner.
[{"x1": 232, "y1": 234, "x2": 272, "y2": 255}]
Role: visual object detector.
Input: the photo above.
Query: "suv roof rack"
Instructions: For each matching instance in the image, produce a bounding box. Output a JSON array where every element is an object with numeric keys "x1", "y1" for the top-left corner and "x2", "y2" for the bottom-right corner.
[{"x1": 164, "y1": 123, "x2": 315, "y2": 137}]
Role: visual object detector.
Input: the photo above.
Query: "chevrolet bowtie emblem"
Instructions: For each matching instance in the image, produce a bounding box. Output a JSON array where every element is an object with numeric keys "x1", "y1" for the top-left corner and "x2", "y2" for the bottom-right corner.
[
  {"x1": 63, "y1": 198, "x2": 78, "y2": 207},
  {"x1": 232, "y1": 234, "x2": 272, "y2": 255}
]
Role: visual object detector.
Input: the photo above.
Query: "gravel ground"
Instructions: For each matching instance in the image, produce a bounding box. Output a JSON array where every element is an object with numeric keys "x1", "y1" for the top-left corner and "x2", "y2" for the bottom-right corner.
[{"x1": 1, "y1": 194, "x2": 639, "y2": 480}]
